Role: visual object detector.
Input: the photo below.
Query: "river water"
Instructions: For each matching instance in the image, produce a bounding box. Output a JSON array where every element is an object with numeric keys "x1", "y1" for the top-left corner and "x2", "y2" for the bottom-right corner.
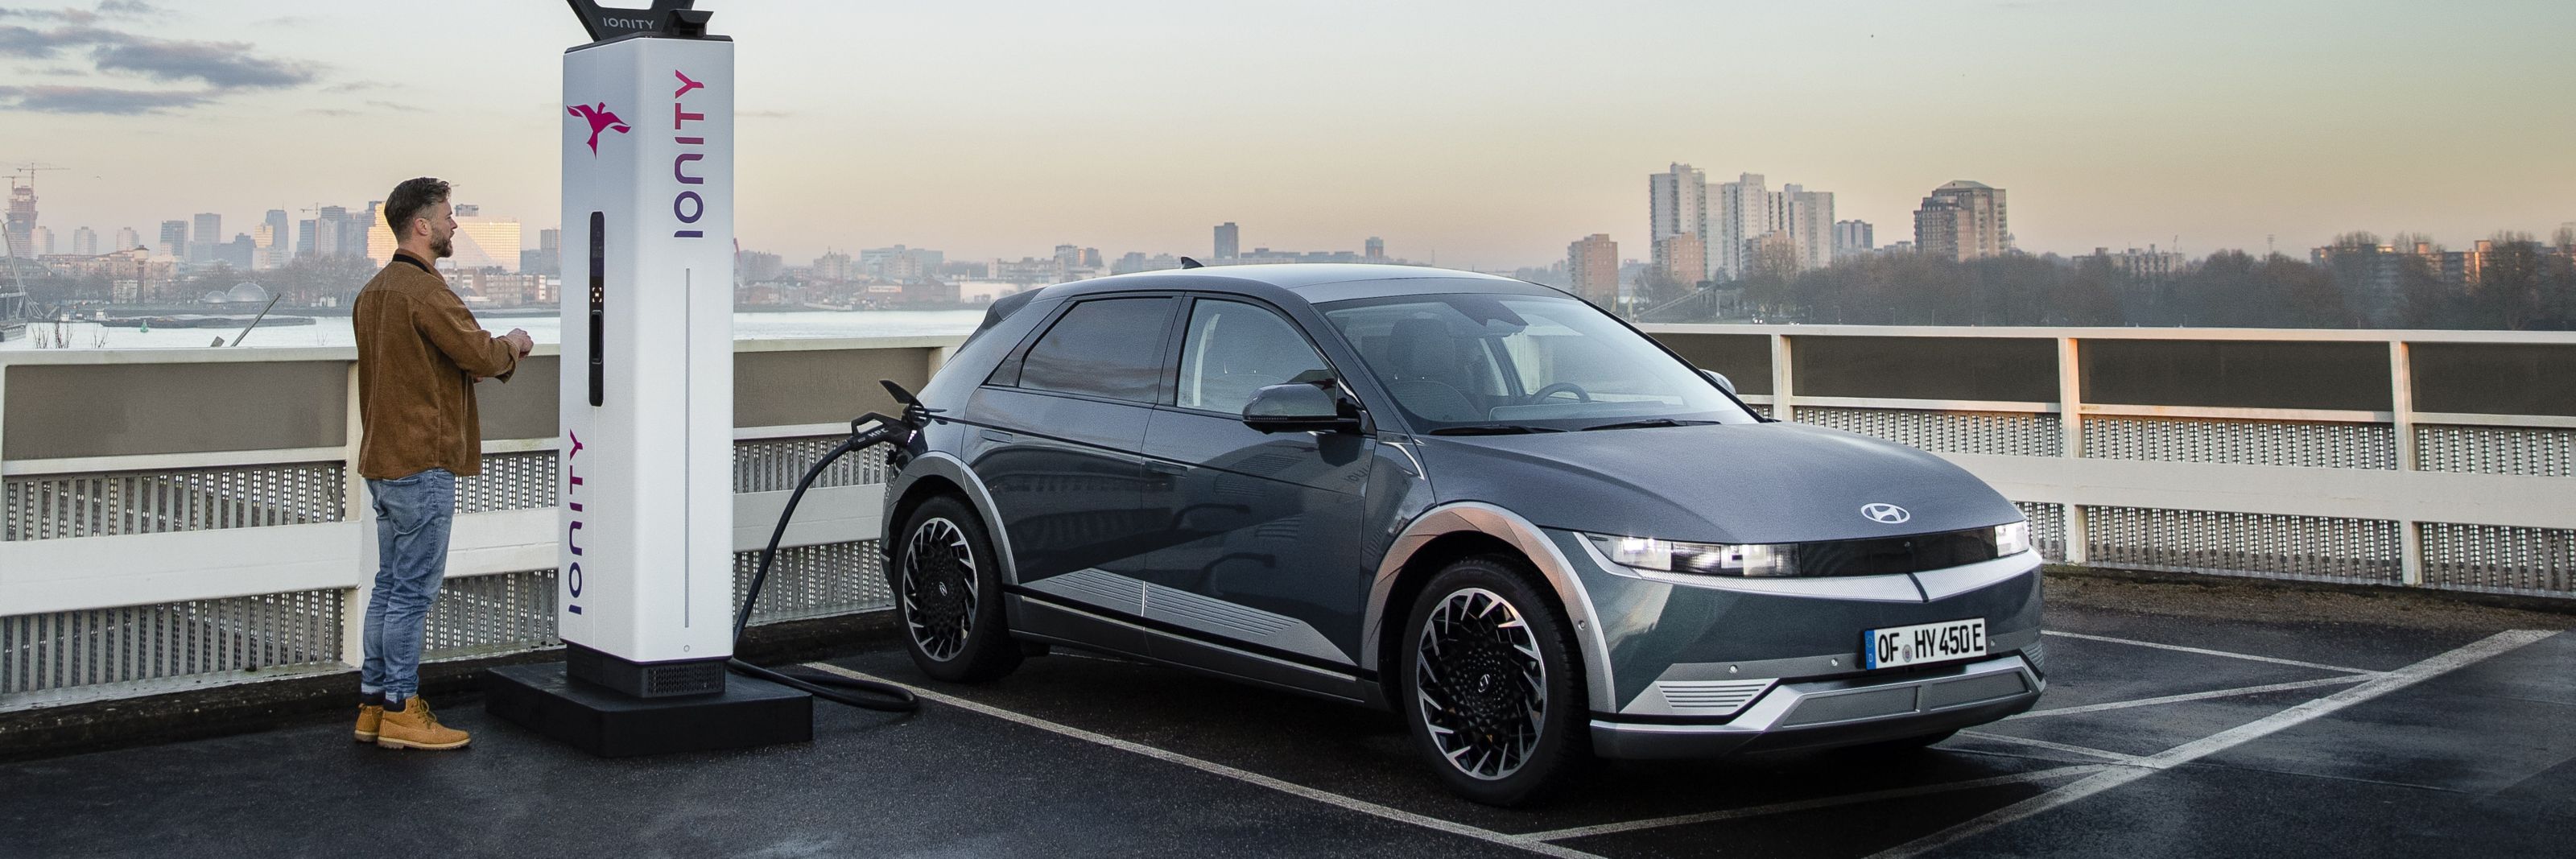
[{"x1": 2, "y1": 309, "x2": 989, "y2": 350}]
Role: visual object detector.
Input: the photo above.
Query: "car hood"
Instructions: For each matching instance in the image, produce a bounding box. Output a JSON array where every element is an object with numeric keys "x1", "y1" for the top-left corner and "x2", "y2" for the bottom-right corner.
[{"x1": 1414, "y1": 421, "x2": 2022, "y2": 544}]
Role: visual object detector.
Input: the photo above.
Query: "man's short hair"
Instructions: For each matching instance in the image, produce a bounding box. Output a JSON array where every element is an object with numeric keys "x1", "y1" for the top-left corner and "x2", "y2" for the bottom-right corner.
[{"x1": 384, "y1": 177, "x2": 452, "y2": 234}]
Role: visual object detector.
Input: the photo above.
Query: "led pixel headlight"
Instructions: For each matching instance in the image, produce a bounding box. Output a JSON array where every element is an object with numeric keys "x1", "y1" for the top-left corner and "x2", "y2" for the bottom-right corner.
[{"x1": 1585, "y1": 535, "x2": 1799, "y2": 577}]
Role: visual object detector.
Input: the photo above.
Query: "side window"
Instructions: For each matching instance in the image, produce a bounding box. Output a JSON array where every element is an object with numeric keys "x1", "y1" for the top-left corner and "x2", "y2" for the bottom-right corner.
[
  {"x1": 1176, "y1": 299, "x2": 1333, "y2": 415},
  {"x1": 1018, "y1": 297, "x2": 1174, "y2": 403}
]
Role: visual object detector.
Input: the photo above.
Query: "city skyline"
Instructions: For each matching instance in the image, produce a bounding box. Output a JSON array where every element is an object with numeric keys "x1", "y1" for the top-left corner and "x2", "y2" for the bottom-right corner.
[{"x1": 5, "y1": 1, "x2": 2573, "y2": 268}]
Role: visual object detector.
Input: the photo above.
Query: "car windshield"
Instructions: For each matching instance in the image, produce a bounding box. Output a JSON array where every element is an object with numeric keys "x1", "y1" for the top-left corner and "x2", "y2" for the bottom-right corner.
[{"x1": 1319, "y1": 292, "x2": 1759, "y2": 432}]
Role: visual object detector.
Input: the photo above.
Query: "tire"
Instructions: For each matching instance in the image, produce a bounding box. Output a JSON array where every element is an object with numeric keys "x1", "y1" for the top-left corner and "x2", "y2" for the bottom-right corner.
[
  {"x1": 1397, "y1": 555, "x2": 1590, "y2": 807},
  {"x1": 892, "y1": 495, "x2": 1021, "y2": 683}
]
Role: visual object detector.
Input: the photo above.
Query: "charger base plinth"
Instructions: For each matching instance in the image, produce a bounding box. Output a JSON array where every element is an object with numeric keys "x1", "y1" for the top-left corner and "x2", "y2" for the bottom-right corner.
[{"x1": 483, "y1": 663, "x2": 810, "y2": 758}]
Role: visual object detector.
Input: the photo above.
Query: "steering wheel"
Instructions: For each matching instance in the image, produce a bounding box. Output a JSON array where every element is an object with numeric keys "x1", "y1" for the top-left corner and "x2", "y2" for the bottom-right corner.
[{"x1": 1529, "y1": 382, "x2": 1592, "y2": 403}]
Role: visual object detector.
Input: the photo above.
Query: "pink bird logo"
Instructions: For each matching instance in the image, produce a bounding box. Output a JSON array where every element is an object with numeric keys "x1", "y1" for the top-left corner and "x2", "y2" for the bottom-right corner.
[{"x1": 568, "y1": 102, "x2": 630, "y2": 155}]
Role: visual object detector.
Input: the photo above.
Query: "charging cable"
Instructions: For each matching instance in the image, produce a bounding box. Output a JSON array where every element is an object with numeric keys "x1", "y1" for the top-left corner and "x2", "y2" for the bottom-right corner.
[{"x1": 727, "y1": 412, "x2": 922, "y2": 712}]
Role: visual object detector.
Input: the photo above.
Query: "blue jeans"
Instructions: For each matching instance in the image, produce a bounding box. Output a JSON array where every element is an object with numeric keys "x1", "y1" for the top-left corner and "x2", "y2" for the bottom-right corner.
[{"x1": 360, "y1": 468, "x2": 455, "y2": 702}]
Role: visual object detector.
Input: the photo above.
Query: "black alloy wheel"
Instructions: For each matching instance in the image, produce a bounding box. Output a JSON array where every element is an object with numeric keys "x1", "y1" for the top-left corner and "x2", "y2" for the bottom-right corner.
[
  {"x1": 1400, "y1": 555, "x2": 1588, "y2": 807},
  {"x1": 894, "y1": 496, "x2": 1022, "y2": 683}
]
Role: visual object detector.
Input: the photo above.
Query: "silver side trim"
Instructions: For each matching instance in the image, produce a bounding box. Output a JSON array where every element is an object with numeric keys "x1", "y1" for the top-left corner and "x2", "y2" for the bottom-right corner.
[
  {"x1": 1022, "y1": 567, "x2": 1352, "y2": 665},
  {"x1": 1364, "y1": 502, "x2": 1620, "y2": 712},
  {"x1": 1620, "y1": 679, "x2": 1777, "y2": 717}
]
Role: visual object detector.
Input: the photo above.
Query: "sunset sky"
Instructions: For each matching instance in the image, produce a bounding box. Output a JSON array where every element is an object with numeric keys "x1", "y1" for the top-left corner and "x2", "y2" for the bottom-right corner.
[{"x1": 7, "y1": 0, "x2": 2573, "y2": 268}]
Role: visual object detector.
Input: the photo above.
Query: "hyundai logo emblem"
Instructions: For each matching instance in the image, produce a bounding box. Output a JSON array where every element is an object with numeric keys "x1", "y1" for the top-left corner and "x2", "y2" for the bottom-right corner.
[{"x1": 1861, "y1": 503, "x2": 1912, "y2": 524}]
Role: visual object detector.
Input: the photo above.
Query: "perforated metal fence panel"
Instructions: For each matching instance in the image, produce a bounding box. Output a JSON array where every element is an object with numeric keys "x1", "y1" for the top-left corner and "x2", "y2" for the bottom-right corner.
[
  {"x1": 424, "y1": 569, "x2": 559, "y2": 659},
  {"x1": 2415, "y1": 426, "x2": 2576, "y2": 477},
  {"x1": 2083, "y1": 418, "x2": 2397, "y2": 469},
  {"x1": 1798, "y1": 407, "x2": 2063, "y2": 457},
  {"x1": 2420, "y1": 522, "x2": 2576, "y2": 596},
  {"x1": 2, "y1": 462, "x2": 345, "y2": 541},
  {"x1": 732, "y1": 541, "x2": 890, "y2": 626},
  {"x1": 2084, "y1": 506, "x2": 2401, "y2": 584},
  {"x1": 2015, "y1": 502, "x2": 2068, "y2": 563},
  {"x1": 733, "y1": 439, "x2": 888, "y2": 493},
  {"x1": 452, "y1": 452, "x2": 559, "y2": 514},
  {"x1": 1, "y1": 588, "x2": 343, "y2": 699}
]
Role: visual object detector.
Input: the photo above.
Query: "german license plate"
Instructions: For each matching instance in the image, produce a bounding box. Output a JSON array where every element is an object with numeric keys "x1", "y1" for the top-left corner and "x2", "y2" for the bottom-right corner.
[{"x1": 1863, "y1": 619, "x2": 1987, "y2": 670}]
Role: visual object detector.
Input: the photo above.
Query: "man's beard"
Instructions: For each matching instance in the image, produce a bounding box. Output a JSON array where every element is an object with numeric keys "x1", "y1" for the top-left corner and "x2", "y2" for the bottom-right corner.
[{"x1": 431, "y1": 235, "x2": 453, "y2": 258}]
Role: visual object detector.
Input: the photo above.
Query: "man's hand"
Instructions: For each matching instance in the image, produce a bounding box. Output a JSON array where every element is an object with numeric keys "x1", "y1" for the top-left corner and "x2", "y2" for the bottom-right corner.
[{"x1": 503, "y1": 328, "x2": 534, "y2": 357}]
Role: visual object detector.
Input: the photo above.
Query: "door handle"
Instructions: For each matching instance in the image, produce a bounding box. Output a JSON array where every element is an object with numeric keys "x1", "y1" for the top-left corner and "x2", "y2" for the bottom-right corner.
[
  {"x1": 979, "y1": 429, "x2": 1014, "y2": 443},
  {"x1": 1145, "y1": 460, "x2": 1187, "y2": 475}
]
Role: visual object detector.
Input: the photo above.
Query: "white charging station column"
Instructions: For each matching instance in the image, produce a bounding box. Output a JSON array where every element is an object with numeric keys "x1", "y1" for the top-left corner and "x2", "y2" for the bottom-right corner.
[{"x1": 558, "y1": 31, "x2": 735, "y2": 696}]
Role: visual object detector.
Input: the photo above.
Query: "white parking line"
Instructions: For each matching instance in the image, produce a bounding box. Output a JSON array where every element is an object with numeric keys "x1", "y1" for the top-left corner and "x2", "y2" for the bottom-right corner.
[
  {"x1": 2004, "y1": 674, "x2": 2371, "y2": 719},
  {"x1": 799, "y1": 663, "x2": 1608, "y2": 859},
  {"x1": 2043, "y1": 630, "x2": 2382, "y2": 675},
  {"x1": 1516, "y1": 766, "x2": 2112, "y2": 842},
  {"x1": 1955, "y1": 731, "x2": 2152, "y2": 766},
  {"x1": 1867, "y1": 629, "x2": 2555, "y2": 859}
]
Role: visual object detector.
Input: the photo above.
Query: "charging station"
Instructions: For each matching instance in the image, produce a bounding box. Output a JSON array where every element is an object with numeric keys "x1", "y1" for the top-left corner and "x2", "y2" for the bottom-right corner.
[{"x1": 485, "y1": 0, "x2": 815, "y2": 757}]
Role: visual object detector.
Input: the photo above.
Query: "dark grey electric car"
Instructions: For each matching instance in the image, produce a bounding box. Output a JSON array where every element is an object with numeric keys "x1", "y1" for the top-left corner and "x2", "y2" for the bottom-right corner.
[{"x1": 881, "y1": 264, "x2": 2046, "y2": 805}]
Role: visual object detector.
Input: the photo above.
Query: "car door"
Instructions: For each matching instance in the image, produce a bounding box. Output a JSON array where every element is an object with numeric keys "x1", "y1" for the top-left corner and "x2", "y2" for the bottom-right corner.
[
  {"x1": 968, "y1": 295, "x2": 1176, "y2": 653},
  {"x1": 1139, "y1": 296, "x2": 1377, "y2": 672}
]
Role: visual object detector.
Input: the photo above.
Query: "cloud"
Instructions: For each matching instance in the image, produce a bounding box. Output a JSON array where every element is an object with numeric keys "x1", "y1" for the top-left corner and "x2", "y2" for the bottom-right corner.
[
  {"x1": 324, "y1": 81, "x2": 387, "y2": 93},
  {"x1": 301, "y1": 107, "x2": 357, "y2": 117},
  {"x1": 93, "y1": 35, "x2": 316, "y2": 89},
  {"x1": 0, "y1": 10, "x2": 320, "y2": 114},
  {"x1": 0, "y1": 83, "x2": 213, "y2": 114},
  {"x1": 0, "y1": 24, "x2": 57, "y2": 55},
  {"x1": 365, "y1": 99, "x2": 419, "y2": 112}
]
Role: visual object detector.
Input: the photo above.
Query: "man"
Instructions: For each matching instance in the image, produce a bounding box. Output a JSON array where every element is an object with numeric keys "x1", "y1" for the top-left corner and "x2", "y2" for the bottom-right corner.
[{"x1": 349, "y1": 177, "x2": 533, "y2": 750}]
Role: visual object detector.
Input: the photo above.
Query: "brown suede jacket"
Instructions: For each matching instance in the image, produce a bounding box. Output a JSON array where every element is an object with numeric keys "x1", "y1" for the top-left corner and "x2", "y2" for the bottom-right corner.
[{"x1": 353, "y1": 250, "x2": 520, "y2": 480}]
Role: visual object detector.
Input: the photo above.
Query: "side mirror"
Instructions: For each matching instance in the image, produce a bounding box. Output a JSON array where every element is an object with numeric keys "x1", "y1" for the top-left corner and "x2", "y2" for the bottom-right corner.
[
  {"x1": 1242, "y1": 383, "x2": 1362, "y2": 434},
  {"x1": 1699, "y1": 369, "x2": 1736, "y2": 394}
]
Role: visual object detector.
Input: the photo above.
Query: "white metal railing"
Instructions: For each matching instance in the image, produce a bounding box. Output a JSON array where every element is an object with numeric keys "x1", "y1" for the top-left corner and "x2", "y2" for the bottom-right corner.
[{"x1": 5, "y1": 326, "x2": 2573, "y2": 711}]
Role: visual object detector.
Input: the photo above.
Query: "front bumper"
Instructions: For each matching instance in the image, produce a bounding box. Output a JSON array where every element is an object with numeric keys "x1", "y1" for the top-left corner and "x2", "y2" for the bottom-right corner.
[{"x1": 1591, "y1": 652, "x2": 2045, "y2": 759}]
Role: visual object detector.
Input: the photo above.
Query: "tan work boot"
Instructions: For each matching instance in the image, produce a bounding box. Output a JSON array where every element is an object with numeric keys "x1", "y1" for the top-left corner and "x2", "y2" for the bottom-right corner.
[
  {"x1": 375, "y1": 697, "x2": 471, "y2": 750},
  {"x1": 354, "y1": 702, "x2": 384, "y2": 743}
]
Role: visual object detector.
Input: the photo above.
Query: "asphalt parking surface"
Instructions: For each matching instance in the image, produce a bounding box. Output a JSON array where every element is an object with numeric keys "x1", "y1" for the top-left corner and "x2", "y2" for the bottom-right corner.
[{"x1": 3, "y1": 576, "x2": 2570, "y2": 858}]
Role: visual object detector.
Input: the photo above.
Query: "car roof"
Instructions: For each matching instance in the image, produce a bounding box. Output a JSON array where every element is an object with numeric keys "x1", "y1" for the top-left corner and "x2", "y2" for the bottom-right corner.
[{"x1": 1025, "y1": 263, "x2": 1571, "y2": 305}]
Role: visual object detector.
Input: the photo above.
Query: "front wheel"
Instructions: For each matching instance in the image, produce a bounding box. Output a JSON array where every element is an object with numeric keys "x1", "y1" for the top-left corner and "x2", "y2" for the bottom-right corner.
[
  {"x1": 1398, "y1": 555, "x2": 1589, "y2": 807},
  {"x1": 892, "y1": 496, "x2": 1021, "y2": 683}
]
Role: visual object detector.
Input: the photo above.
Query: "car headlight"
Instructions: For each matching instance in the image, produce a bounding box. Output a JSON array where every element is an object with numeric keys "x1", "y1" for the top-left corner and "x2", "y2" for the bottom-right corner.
[
  {"x1": 1584, "y1": 534, "x2": 1798, "y2": 577},
  {"x1": 1995, "y1": 519, "x2": 2031, "y2": 557}
]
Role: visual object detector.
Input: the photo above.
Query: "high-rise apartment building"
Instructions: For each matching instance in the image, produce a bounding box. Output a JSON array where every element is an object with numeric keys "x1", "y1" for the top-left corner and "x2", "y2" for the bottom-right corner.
[
  {"x1": 1652, "y1": 234, "x2": 1704, "y2": 286},
  {"x1": 30, "y1": 225, "x2": 53, "y2": 256},
  {"x1": 362, "y1": 201, "x2": 390, "y2": 265},
  {"x1": 1784, "y1": 184, "x2": 1834, "y2": 271},
  {"x1": 190, "y1": 213, "x2": 221, "y2": 263},
  {"x1": 114, "y1": 227, "x2": 139, "y2": 253},
  {"x1": 448, "y1": 207, "x2": 522, "y2": 271},
  {"x1": 159, "y1": 220, "x2": 188, "y2": 259},
  {"x1": 1707, "y1": 173, "x2": 1835, "y2": 279},
  {"x1": 1364, "y1": 237, "x2": 1385, "y2": 260},
  {"x1": 3, "y1": 179, "x2": 35, "y2": 258},
  {"x1": 1567, "y1": 233, "x2": 1619, "y2": 307},
  {"x1": 218, "y1": 233, "x2": 256, "y2": 270},
  {"x1": 73, "y1": 225, "x2": 98, "y2": 256},
  {"x1": 1214, "y1": 222, "x2": 1240, "y2": 259},
  {"x1": 1833, "y1": 220, "x2": 1874, "y2": 258},
  {"x1": 313, "y1": 205, "x2": 349, "y2": 258},
  {"x1": 252, "y1": 223, "x2": 281, "y2": 270},
  {"x1": 295, "y1": 219, "x2": 316, "y2": 258},
  {"x1": 1649, "y1": 163, "x2": 1710, "y2": 280},
  {"x1": 1912, "y1": 180, "x2": 2008, "y2": 262},
  {"x1": 262, "y1": 209, "x2": 291, "y2": 259}
]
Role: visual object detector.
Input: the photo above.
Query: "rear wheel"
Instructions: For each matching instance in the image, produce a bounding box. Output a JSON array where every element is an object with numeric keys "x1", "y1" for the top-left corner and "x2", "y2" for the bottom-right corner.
[
  {"x1": 1398, "y1": 555, "x2": 1589, "y2": 807},
  {"x1": 893, "y1": 496, "x2": 1021, "y2": 683}
]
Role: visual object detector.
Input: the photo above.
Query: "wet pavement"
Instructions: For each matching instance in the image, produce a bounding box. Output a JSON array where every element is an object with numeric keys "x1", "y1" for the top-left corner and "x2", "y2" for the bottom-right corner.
[{"x1": 2, "y1": 576, "x2": 2569, "y2": 858}]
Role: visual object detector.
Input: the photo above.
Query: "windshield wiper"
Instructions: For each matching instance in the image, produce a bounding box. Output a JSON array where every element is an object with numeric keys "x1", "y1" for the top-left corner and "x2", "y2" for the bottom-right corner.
[
  {"x1": 1426, "y1": 423, "x2": 1567, "y2": 436},
  {"x1": 1578, "y1": 418, "x2": 1720, "y2": 432}
]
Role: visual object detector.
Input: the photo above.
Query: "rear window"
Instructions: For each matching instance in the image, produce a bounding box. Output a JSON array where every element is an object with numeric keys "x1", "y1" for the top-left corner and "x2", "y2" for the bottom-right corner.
[{"x1": 1013, "y1": 297, "x2": 1174, "y2": 403}]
